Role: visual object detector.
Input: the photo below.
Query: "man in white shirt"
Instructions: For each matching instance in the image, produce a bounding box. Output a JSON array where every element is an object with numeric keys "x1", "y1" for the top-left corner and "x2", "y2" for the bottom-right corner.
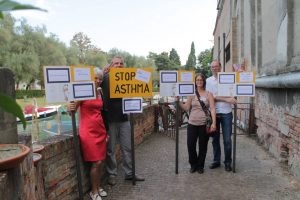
[{"x1": 206, "y1": 60, "x2": 237, "y2": 172}]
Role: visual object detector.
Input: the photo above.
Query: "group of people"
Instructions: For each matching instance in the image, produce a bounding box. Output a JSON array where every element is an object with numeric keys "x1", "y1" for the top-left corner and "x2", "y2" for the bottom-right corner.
[
  {"x1": 68, "y1": 56, "x2": 144, "y2": 200},
  {"x1": 178, "y1": 60, "x2": 237, "y2": 174},
  {"x1": 68, "y1": 57, "x2": 236, "y2": 200}
]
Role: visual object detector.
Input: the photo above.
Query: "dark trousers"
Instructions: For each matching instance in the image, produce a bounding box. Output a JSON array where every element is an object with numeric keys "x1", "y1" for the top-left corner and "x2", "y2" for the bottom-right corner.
[{"x1": 187, "y1": 124, "x2": 209, "y2": 169}]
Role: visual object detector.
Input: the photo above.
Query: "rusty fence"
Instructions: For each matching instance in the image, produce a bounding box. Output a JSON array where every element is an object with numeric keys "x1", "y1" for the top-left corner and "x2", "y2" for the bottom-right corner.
[
  {"x1": 234, "y1": 102, "x2": 256, "y2": 136},
  {"x1": 155, "y1": 101, "x2": 256, "y2": 138}
]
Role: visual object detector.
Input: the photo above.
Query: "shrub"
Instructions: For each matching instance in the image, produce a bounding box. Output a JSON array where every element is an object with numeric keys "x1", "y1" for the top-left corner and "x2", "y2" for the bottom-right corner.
[{"x1": 16, "y1": 90, "x2": 45, "y2": 99}]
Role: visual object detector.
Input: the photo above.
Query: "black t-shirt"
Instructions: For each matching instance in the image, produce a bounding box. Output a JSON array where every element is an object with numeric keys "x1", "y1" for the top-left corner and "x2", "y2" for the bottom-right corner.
[{"x1": 101, "y1": 73, "x2": 128, "y2": 122}]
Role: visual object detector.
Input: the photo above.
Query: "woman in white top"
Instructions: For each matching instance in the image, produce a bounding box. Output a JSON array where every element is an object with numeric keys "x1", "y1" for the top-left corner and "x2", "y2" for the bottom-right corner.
[{"x1": 178, "y1": 73, "x2": 216, "y2": 173}]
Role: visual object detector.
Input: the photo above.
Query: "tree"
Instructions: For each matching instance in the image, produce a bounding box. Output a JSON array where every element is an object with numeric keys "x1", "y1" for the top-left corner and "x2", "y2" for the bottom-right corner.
[
  {"x1": 0, "y1": 0, "x2": 47, "y2": 129},
  {"x1": 148, "y1": 52, "x2": 172, "y2": 71},
  {"x1": 0, "y1": 14, "x2": 15, "y2": 67},
  {"x1": 169, "y1": 48, "x2": 181, "y2": 67},
  {"x1": 185, "y1": 42, "x2": 196, "y2": 70},
  {"x1": 85, "y1": 51, "x2": 107, "y2": 68},
  {"x1": 70, "y1": 32, "x2": 93, "y2": 64},
  {"x1": 197, "y1": 48, "x2": 213, "y2": 77}
]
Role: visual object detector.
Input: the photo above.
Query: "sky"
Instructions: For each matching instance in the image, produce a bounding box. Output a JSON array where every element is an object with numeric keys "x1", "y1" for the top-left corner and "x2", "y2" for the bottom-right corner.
[{"x1": 12, "y1": 0, "x2": 218, "y2": 65}]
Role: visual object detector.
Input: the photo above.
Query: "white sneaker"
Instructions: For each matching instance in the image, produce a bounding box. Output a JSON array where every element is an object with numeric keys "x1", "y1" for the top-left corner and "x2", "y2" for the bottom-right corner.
[
  {"x1": 98, "y1": 188, "x2": 107, "y2": 197},
  {"x1": 89, "y1": 191, "x2": 102, "y2": 200}
]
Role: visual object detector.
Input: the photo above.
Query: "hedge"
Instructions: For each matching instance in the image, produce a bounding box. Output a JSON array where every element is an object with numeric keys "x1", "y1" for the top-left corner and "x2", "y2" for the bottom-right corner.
[
  {"x1": 16, "y1": 90, "x2": 45, "y2": 99},
  {"x1": 152, "y1": 87, "x2": 159, "y2": 92}
]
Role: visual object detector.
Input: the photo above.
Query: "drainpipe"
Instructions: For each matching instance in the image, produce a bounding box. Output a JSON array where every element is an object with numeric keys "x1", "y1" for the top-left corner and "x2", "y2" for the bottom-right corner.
[{"x1": 256, "y1": 72, "x2": 300, "y2": 88}]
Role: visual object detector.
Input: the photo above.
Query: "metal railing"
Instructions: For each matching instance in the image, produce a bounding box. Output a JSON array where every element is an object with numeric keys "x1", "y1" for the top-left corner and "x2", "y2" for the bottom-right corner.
[
  {"x1": 156, "y1": 101, "x2": 256, "y2": 138},
  {"x1": 234, "y1": 102, "x2": 256, "y2": 136}
]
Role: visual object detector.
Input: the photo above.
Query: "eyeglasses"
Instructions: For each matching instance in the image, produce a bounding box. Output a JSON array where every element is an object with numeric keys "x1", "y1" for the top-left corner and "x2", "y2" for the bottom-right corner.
[{"x1": 113, "y1": 62, "x2": 124, "y2": 65}]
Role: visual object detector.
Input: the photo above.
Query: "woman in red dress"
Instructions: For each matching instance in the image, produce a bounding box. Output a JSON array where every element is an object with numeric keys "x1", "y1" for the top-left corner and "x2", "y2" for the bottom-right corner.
[{"x1": 69, "y1": 68, "x2": 107, "y2": 200}]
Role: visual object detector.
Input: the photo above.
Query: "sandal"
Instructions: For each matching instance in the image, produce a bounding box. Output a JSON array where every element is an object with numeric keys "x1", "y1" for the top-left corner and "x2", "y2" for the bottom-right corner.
[
  {"x1": 89, "y1": 191, "x2": 102, "y2": 200},
  {"x1": 98, "y1": 188, "x2": 107, "y2": 197}
]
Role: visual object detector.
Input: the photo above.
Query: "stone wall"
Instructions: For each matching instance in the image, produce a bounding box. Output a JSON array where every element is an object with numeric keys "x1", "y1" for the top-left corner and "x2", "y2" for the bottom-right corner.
[
  {"x1": 0, "y1": 68, "x2": 23, "y2": 200},
  {"x1": 0, "y1": 104, "x2": 158, "y2": 199},
  {"x1": 256, "y1": 88, "x2": 300, "y2": 180},
  {"x1": 0, "y1": 68, "x2": 18, "y2": 144}
]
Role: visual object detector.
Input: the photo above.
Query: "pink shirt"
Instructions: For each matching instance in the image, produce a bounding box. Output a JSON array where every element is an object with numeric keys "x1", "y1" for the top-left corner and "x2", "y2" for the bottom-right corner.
[{"x1": 188, "y1": 94, "x2": 209, "y2": 126}]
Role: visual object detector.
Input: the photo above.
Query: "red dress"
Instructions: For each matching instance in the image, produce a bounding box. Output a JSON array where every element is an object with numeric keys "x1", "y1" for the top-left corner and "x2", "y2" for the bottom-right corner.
[{"x1": 79, "y1": 98, "x2": 107, "y2": 162}]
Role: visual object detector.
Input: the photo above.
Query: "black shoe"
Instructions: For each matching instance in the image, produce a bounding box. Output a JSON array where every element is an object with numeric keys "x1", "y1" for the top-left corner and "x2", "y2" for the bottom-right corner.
[
  {"x1": 209, "y1": 163, "x2": 221, "y2": 169},
  {"x1": 197, "y1": 168, "x2": 204, "y2": 174},
  {"x1": 189, "y1": 166, "x2": 197, "y2": 173},
  {"x1": 125, "y1": 175, "x2": 145, "y2": 181},
  {"x1": 107, "y1": 175, "x2": 117, "y2": 186},
  {"x1": 225, "y1": 164, "x2": 232, "y2": 172}
]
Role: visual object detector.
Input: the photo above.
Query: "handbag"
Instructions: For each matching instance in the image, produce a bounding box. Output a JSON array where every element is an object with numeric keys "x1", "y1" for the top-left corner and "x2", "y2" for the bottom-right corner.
[{"x1": 195, "y1": 91, "x2": 216, "y2": 135}]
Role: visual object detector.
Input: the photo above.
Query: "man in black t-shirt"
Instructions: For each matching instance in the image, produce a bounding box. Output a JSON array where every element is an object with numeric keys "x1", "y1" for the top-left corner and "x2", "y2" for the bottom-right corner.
[{"x1": 101, "y1": 56, "x2": 145, "y2": 186}]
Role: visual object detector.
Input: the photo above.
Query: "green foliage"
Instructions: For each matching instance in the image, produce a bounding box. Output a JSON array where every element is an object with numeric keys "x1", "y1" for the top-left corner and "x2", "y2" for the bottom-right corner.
[
  {"x1": 152, "y1": 87, "x2": 159, "y2": 92},
  {"x1": 185, "y1": 42, "x2": 196, "y2": 70},
  {"x1": 0, "y1": 0, "x2": 46, "y2": 19},
  {"x1": 148, "y1": 51, "x2": 177, "y2": 71},
  {"x1": 197, "y1": 48, "x2": 213, "y2": 77},
  {"x1": 71, "y1": 32, "x2": 93, "y2": 64},
  {"x1": 16, "y1": 90, "x2": 45, "y2": 99},
  {"x1": 65, "y1": 46, "x2": 80, "y2": 65},
  {"x1": 86, "y1": 51, "x2": 107, "y2": 68},
  {"x1": 0, "y1": 0, "x2": 46, "y2": 130},
  {"x1": 107, "y1": 48, "x2": 154, "y2": 69},
  {"x1": 169, "y1": 48, "x2": 181, "y2": 66},
  {"x1": 0, "y1": 92, "x2": 26, "y2": 129}
]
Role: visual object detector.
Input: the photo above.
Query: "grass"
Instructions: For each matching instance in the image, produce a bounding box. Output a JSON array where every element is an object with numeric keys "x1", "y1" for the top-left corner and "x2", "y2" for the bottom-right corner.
[{"x1": 16, "y1": 96, "x2": 66, "y2": 110}]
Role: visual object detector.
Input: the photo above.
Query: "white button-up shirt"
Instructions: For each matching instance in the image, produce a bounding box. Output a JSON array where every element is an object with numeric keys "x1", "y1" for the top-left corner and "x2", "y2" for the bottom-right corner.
[{"x1": 206, "y1": 76, "x2": 232, "y2": 114}]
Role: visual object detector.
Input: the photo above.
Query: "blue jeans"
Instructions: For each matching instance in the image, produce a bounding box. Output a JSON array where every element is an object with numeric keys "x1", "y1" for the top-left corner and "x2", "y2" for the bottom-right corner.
[{"x1": 211, "y1": 112, "x2": 232, "y2": 165}]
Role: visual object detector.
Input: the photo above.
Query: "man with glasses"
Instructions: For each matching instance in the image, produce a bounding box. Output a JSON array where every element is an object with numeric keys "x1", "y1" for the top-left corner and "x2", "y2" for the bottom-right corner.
[
  {"x1": 206, "y1": 60, "x2": 237, "y2": 172},
  {"x1": 101, "y1": 56, "x2": 145, "y2": 185}
]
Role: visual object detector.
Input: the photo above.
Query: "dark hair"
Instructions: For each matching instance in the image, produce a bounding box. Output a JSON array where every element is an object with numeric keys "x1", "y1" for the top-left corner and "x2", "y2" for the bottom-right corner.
[{"x1": 195, "y1": 73, "x2": 206, "y2": 89}]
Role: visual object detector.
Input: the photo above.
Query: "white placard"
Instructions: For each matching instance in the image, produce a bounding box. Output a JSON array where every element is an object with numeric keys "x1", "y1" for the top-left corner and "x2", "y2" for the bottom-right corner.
[
  {"x1": 45, "y1": 83, "x2": 74, "y2": 103},
  {"x1": 44, "y1": 66, "x2": 97, "y2": 103},
  {"x1": 180, "y1": 72, "x2": 193, "y2": 82},
  {"x1": 236, "y1": 84, "x2": 255, "y2": 96},
  {"x1": 160, "y1": 71, "x2": 178, "y2": 83},
  {"x1": 73, "y1": 83, "x2": 95, "y2": 99},
  {"x1": 239, "y1": 72, "x2": 254, "y2": 83},
  {"x1": 135, "y1": 69, "x2": 151, "y2": 83},
  {"x1": 74, "y1": 67, "x2": 91, "y2": 81},
  {"x1": 122, "y1": 98, "x2": 143, "y2": 113},
  {"x1": 177, "y1": 83, "x2": 195, "y2": 96},
  {"x1": 217, "y1": 84, "x2": 236, "y2": 96},
  {"x1": 219, "y1": 73, "x2": 236, "y2": 84},
  {"x1": 46, "y1": 67, "x2": 70, "y2": 83},
  {"x1": 160, "y1": 83, "x2": 177, "y2": 97}
]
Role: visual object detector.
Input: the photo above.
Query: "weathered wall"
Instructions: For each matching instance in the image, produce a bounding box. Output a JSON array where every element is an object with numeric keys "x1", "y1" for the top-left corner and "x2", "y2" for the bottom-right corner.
[
  {"x1": 0, "y1": 68, "x2": 26, "y2": 200},
  {"x1": 213, "y1": 0, "x2": 231, "y2": 68},
  {"x1": 256, "y1": 88, "x2": 300, "y2": 179},
  {"x1": 0, "y1": 68, "x2": 18, "y2": 143}
]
